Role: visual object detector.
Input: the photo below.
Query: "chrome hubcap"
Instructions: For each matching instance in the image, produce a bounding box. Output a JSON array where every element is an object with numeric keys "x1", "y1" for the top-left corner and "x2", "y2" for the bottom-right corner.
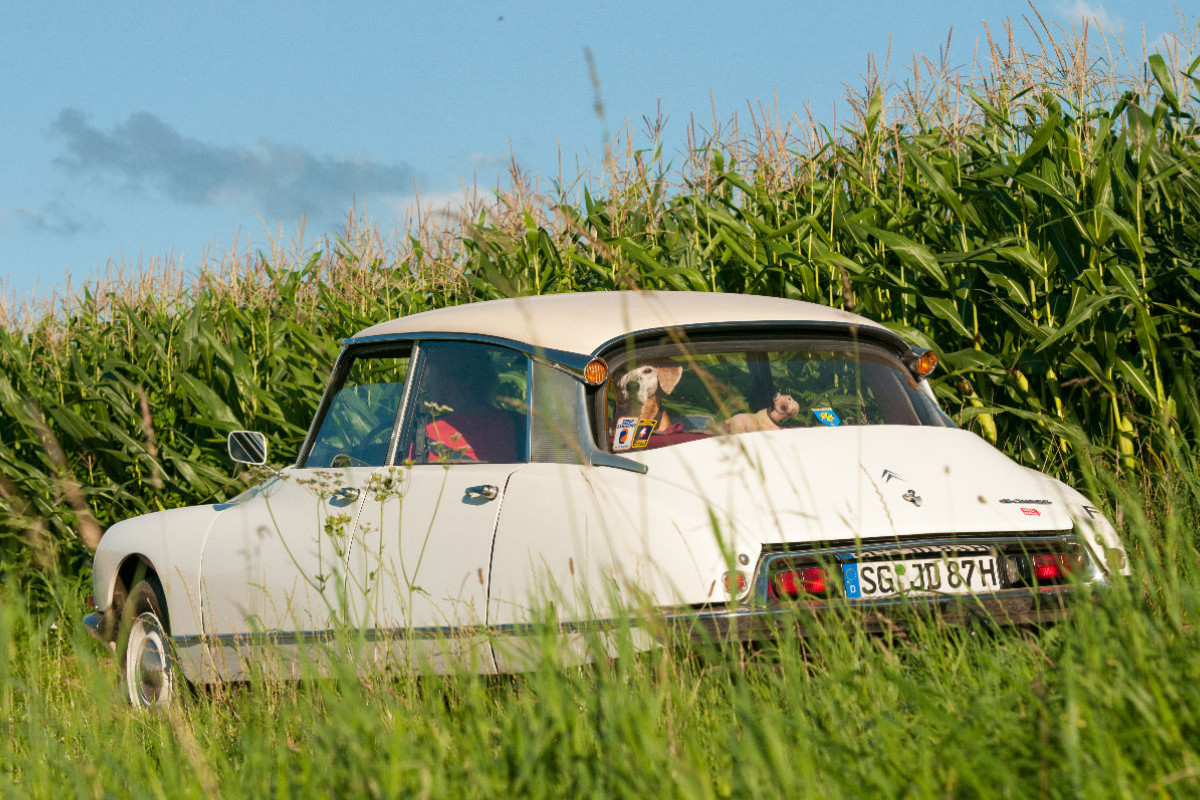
[{"x1": 127, "y1": 613, "x2": 172, "y2": 709}]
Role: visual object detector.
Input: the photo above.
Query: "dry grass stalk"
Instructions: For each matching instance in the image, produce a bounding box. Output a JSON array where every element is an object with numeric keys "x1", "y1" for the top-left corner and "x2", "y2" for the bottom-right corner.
[
  {"x1": 0, "y1": 474, "x2": 56, "y2": 570},
  {"x1": 25, "y1": 401, "x2": 102, "y2": 552}
]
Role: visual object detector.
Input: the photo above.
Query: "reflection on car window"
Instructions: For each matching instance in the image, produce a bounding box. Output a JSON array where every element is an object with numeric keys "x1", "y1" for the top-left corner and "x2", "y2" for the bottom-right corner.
[
  {"x1": 602, "y1": 337, "x2": 952, "y2": 452},
  {"x1": 305, "y1": 352, "x2": 411, "y2": 468},
  {"x1": 399, "y1": 342, "x2": 530, "y2": 465}
]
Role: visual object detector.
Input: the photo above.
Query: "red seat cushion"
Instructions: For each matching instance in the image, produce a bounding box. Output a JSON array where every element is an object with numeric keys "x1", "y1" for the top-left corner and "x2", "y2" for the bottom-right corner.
[{"x1": 426, "y1": 412, "x2": 519, "y2": 462}]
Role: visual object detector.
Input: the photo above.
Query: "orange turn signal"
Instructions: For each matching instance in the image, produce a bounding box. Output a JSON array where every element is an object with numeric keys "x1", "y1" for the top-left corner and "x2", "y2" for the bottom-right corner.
[
  {"x1": 914, "y1": 350, "x2": 938, "y2": 377},
  {"x1": 583, "y1": 358, "x2": 609, "y2": 386}
]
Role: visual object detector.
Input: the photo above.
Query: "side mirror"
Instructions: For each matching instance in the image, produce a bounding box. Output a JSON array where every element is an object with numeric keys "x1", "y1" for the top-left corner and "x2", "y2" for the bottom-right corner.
[{"x1": 228, "y1": 430, "x2": 268, "y2": 466}]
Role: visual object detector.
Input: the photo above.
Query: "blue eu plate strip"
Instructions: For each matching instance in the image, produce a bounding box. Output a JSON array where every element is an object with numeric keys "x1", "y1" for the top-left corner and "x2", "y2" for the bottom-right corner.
[{"x1": 842, "y1": 563, "x2": 861, "y2": 599}]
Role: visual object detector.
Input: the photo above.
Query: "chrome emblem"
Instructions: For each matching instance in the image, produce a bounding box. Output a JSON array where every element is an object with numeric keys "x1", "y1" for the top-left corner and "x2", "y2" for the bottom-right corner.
[
  {"x1": 902, "y1": 489, "x2": 922, "y2": 507},
  {"x1": 881, "y1": 469, "x2": 904, "y2": 483}
]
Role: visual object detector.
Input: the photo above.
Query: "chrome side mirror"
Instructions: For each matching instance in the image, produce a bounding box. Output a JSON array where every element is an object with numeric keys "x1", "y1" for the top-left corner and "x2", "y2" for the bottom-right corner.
[{"x1": 228, "y1": 430, "x2": 268, "y2": 466}]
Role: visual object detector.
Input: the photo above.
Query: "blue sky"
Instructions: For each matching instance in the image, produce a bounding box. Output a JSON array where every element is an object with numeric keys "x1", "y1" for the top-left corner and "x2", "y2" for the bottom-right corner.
[{"x1": 1, "y1": 2, "x2": 1190, "y2": 302}]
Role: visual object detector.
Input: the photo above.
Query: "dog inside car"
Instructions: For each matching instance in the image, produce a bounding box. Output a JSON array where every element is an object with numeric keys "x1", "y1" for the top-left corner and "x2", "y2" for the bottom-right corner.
[
  {"x1": 725, "y1": 392, "x2": 801, "y2": 434},
  {"x1": 617, "y1": 362, "x2": 684, "y2": 427}
]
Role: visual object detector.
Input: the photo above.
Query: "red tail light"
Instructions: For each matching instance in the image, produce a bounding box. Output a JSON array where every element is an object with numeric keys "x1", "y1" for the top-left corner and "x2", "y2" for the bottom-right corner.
[
  {"x1": 1031, "y1": 554, "x2": 1082, "y2": 584},
  {"x1": 773, "y1": 567, "x2": 828, "y2": 598}
]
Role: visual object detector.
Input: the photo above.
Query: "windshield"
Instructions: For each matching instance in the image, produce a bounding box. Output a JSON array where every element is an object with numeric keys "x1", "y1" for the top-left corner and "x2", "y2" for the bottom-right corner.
[{"x1": 599, "y1": 336, "x2": 952, "y2": 452}]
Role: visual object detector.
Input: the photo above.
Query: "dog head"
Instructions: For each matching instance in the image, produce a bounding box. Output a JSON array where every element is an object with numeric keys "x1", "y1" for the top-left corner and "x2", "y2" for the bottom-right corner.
[
  {"x1": 618, "y1": 363, "x2": 683, "y2": 408},
  {"x1": 773, "y1": 392, "x2": 801, "y2": 419}
]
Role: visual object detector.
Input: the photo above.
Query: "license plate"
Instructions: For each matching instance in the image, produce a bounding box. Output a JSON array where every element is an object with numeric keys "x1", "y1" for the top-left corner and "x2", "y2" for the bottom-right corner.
[{"x1": 841, "y1": 555, "x2": 1001, "y2": 600}]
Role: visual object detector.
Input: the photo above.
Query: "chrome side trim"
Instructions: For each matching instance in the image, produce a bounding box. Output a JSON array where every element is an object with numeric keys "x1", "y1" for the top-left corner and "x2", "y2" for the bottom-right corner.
[
  {"x1": 343, "y1": 331, "x2": 596, "y2": 378},
  {"x1": 589, "y1": 320, "x2": 910, "y2": 357},
  {"x1": 572, "y1": 379, "x2": 647, "y2": 474},
  {"x1": 177, "y1": 584, "x2": 1084, "y2": 649}
]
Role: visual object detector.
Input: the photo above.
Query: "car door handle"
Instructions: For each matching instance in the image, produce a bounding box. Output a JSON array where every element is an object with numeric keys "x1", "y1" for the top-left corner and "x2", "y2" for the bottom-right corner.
[
  {"x1": 332, "y1": 486, "x2": 360, "y2": 502},
  {"x1": 465, "y1": 484, "x2": 499, "y2": 501}
]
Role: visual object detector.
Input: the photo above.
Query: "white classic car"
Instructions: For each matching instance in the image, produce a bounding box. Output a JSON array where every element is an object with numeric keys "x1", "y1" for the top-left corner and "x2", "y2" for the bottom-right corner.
[{"x1": 84, "y1": 291, "x2": 1127, "y2": 708}]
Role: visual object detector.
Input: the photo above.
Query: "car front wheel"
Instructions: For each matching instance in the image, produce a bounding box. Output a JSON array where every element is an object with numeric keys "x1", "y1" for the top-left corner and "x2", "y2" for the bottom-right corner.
[{"x1": 121, "y1": 577, "x2": 176, "y2": 711}]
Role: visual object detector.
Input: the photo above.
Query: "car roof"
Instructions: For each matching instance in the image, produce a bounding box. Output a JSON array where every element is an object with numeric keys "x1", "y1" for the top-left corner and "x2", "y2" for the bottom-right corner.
[{"x1": 348, "y1": 290, "x2": 895, "y2": 356}]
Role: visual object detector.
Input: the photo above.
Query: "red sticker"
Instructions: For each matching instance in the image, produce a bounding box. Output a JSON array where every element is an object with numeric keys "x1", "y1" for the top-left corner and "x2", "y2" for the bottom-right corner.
[{"x1": 1021, "y1": 507, "x2": 1041, "y2": 516}]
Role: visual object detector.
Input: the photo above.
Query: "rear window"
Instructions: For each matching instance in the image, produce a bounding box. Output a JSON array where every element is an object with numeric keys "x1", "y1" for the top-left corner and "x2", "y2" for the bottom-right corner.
[{"x1": 597, "y1": 336, "x2": 952, "y2": 452}]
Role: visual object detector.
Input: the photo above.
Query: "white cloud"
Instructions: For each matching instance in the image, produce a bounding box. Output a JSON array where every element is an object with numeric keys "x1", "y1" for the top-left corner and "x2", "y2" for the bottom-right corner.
[
  {"x1": 1057, "y1": 0, "x2": 1121, "y2": 32},
  {"x1": 1148, "y1": 30, "x2": 1186, "y2": 56},
  {"x1": 466, "y1": 152, "x2": 505, "y2": 168},
  {"x1": 384, "y1": 189, "x2": 492, "y2": 227}
]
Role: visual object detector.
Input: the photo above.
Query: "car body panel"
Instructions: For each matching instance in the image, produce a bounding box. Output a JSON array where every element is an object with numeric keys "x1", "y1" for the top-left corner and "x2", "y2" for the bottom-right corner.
[
  {"x1": 197, "y1": 468, "x2": 362, "y2": 679},
  {"x1": 489, "y1": 426, "x2": 1114, "y2": 625},
  {"x1": 349, "y1": 462, "x2": 522, "y2": 674}
]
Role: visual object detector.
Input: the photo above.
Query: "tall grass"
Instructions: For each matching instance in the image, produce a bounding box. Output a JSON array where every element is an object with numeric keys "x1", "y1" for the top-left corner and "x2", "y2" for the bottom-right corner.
[{"x1": 2, "y1": 472, "x2": 1199, "y2": 797}]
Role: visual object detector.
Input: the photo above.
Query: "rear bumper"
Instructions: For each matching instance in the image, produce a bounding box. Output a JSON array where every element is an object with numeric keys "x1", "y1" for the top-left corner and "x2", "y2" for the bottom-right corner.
[{"x1": 673, "y1": 587, "x2": 1077, "y2": 643}]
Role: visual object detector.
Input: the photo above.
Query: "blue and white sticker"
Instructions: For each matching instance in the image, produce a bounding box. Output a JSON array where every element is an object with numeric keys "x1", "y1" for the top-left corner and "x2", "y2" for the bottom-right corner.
[
  {"x1": 812, "y1": 407, "x2": 841, "y2": 427},
  {"x1": 613, "y1": 416, "x2": 638, "y2": 451}
]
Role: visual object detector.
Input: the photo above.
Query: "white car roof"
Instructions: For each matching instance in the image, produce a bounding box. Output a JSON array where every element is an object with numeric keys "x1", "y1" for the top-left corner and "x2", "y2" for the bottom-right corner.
[{"x1": 349, "y1": 290, "x2": 893, "y2": 355}]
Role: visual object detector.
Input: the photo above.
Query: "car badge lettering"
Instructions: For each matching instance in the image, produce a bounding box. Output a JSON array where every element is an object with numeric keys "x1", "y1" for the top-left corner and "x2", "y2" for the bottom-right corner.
[
  {"x1": 999, "y1": 498, "x2": 1052, "y2": 505},
  {"x1": 902, "y1": 489, "x2": 922, "y2": 507},
  {"x1": 631, "y1": 418, "x2": 658, "y2": 449},
  {"x1": 1021, "y1": 507, "x2": 1041, "y2": 516},
  {"x1": 612, "y1": 416, "x2": 638, "y2": 451},
  {"x1": 812, "y1": 407, "x2": 841, "y2": 427},
  {"x1": 881, "y1": 469, "x2": 904, "y2": 483}
]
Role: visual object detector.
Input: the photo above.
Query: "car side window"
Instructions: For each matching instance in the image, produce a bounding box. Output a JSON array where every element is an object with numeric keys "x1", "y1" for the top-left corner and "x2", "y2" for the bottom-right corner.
[
  {"x1": 304, "y1": 350, "x2": 411, "y2": 468},
  {"x1": 397, "y1": 341, "x2": 530, "y2": 465}
]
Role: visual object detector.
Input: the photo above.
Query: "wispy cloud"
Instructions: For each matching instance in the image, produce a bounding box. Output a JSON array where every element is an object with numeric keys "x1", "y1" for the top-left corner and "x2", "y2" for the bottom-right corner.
[
  {"x1": 1147, "y1": 30, "x2": 1192, "y2": 58},
  {"x1": 466, "y1": 152, "x2": 505, "y2": 167},
  {"x1": 1056, "y1": 1, "x2": 1121, "y2": 32},
  {"x1": 48, "y1": 109, "x2": 415, "y2": 223},
  {"x1": 3, "y1": 199, "x2": 97, "y2": 238}
]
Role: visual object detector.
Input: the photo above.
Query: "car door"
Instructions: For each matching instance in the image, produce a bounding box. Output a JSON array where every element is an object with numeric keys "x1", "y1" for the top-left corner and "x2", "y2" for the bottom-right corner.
[
  {"x1": 348, "y1": 340, "x2": 530, "y2": 674},
  {"x1": 199, "y1": 346, "x2": 412, "y2": 678}
]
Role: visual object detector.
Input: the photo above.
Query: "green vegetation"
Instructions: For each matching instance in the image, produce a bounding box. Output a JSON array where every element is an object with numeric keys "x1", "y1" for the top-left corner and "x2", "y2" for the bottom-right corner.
[
  {"x1": 1, "y1": 16, "x2": 1200, "y2": 798},
  {"x1": 2, "y1": 475, "x2": 1199, "y2": 797}
]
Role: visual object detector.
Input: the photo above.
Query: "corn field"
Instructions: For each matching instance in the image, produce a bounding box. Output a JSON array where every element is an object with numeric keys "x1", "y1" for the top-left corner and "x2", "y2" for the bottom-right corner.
[{"x1": 2, "y1": 21, "x2": 1199, "y2": 592}]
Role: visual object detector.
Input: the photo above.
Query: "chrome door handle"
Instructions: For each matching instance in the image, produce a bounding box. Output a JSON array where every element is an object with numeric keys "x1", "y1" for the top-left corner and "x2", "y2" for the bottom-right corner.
[
  {"x1": 465, "y1": 484, "x2": 499, "y2": 501},
  {"x1": 332, "y1": 486, "x2": 360, "y2": 502}
]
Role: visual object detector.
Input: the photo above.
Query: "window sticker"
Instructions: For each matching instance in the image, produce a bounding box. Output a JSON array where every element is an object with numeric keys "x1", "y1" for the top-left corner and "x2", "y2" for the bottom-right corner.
[
  {"x1": 631, "y1": 418, "x2": 658, "y2": 448},
  {"x1": 613, "y1": 416, "x2": 638, "y2": 451},
  {"x1": 812, "y1": 407, "x2": 841, "y2": 427}
]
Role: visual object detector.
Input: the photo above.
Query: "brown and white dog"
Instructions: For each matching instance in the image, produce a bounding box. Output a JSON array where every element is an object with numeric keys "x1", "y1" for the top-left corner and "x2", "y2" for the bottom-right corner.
[
  {"x1": 725, "y1": 392, "x2": 801, "y2": 434},
  {"x1": 617, "y1": 363, "x2": 683, "y2": 427}
]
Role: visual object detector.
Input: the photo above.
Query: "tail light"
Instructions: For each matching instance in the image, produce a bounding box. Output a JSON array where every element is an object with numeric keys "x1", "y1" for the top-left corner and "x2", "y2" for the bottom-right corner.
[
  {"x1": 1031, "y1": 553, "x2": 1082, "y2": 583},
  {"x1": 1005, "y1": 551, "x2": 1085, "y2": 587},
  {"x1": 771, "y1": 566, "x2": 829, "y2": 599}
]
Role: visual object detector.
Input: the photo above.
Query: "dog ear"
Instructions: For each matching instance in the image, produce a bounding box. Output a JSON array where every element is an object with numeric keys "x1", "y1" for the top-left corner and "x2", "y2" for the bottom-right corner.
[{"x1": 657, "y1": 365, "x2": 683, "y2": 395}]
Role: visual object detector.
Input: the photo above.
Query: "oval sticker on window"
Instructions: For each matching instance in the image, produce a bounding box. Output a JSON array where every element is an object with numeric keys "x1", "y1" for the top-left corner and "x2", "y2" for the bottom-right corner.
[{"x1": 812, "y1": 407, "x2": 841, "y2": 427}]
